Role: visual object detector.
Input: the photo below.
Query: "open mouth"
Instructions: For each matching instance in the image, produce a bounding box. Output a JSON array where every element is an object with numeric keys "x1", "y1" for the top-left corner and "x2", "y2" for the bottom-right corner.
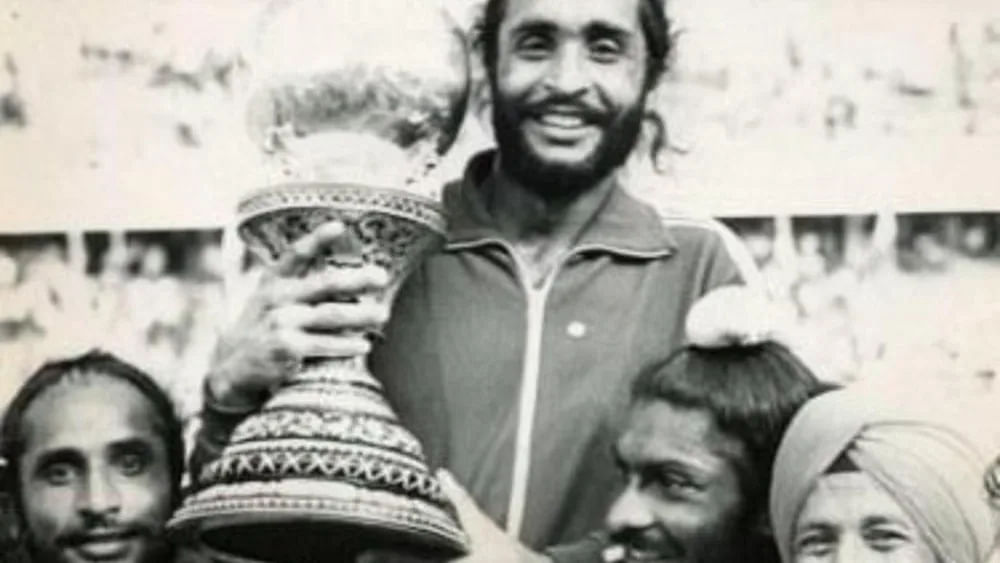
[
  {"x1": 536, "y1": 112, "x2": 588, "y2": 129},
  {"x1": 527, "y1": 103, "x2": 601, "y2": 132},
  {"x1": 526, "y1": 109, "x2": 599, "y2": 145}
]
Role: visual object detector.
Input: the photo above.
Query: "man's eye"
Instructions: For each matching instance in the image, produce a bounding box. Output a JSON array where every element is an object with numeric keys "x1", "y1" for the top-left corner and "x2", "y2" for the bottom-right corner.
[
  {"x1": 589, "y1": 39, "x2": 623, "y2": 62},
  {"x1": 116, "y1": 452, "x2": 149, "y2": 476},
  {"x1": 794, "y1": 534, "x2": 834, "y2": 557},
  {"x1": 648, "y1": 471, "x2": 698, "y2": 496},
  {"x1": 40, "y1": 463, "x2": 77, "y2": 486},
  {"x1": 865, "y1": 528, "x2": 909, "y2": 551},
  {"x1": 515, "y1": 35, "x2": 553, "y2": 58}
]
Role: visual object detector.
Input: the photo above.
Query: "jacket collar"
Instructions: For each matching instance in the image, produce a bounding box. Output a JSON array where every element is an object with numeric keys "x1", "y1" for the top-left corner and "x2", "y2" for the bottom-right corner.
[{"x1": 444, "y1": 151, "x2": 676, "y2": 259}]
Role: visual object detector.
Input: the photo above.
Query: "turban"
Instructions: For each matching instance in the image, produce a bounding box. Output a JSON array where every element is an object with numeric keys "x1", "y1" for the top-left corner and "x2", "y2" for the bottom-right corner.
[{"x1": 770, "y1": 388, "x2": 997, "y2": 563}]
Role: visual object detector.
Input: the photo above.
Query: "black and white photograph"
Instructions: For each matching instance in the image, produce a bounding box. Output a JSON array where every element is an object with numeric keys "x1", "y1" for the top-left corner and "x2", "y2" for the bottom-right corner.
[{"x1": 1, "y1": 0, "x2": 999, "y2": 561}]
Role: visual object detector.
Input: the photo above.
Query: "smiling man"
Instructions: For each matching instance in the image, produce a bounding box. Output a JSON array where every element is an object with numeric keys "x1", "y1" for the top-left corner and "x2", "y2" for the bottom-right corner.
[
  {"x1": 606, "y1": 342, "x2": 829, "y2": 563},
  {"x1": 0, "y1": 351, "x2": 201, "y2": 563},
  {"x1": 483, "y1": 0, "x2": 652, "y2": 200},
  {"x1": 195, "y1": 0, "x2": 756, "y2": 561}
]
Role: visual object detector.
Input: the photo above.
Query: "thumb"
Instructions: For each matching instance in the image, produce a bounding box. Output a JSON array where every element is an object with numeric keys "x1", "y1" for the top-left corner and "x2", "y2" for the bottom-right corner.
[{"x1": 437, "y1": 469, "x2": 478, "y2": 519}]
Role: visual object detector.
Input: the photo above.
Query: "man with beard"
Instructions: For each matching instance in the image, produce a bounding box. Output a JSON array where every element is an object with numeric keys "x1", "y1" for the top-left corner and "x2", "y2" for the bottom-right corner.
[
  {"x1": 0, "y1": 351, "x2": 203, "y2": 563},
  {"x1": 194, "y1": 0, "x2": 756, "y2": 560}
]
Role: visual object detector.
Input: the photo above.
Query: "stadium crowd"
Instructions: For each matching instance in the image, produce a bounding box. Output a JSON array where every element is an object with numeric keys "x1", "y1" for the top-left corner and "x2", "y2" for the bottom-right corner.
[{"x1": 0, "y1": 232, "x2": 225, "y2": 423}]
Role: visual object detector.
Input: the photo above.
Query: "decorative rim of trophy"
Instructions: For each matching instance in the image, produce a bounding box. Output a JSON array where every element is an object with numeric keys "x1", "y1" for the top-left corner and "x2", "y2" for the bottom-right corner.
[{"x1": 236, "y1": 183, "x2": 447, "y2": 233}]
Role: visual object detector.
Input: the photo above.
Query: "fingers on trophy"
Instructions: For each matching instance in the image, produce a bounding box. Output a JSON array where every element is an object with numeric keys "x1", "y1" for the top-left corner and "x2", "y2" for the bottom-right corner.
[{"x1": 167, "y1": 0, "x2": 472, "y2": 561}]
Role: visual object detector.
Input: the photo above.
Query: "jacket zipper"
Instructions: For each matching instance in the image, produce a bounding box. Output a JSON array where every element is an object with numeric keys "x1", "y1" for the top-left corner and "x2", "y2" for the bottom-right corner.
[
  {"x1": 504, "y1": 246, "x2": 563, "y2": 538},
  {"x1": 444, "y1": 240, "x2": 669, "y2": 538}
]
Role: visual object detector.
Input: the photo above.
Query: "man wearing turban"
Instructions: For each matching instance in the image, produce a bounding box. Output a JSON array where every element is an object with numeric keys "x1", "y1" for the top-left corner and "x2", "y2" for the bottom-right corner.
[{"x1": 770, "y1": 387, "x2": 998, "y2": 563}]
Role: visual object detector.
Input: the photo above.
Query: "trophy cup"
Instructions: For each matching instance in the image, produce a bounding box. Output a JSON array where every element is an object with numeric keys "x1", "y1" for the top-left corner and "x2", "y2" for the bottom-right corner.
[{"x1": 167, "y1": 1, "x2": 470, "y2": 560}]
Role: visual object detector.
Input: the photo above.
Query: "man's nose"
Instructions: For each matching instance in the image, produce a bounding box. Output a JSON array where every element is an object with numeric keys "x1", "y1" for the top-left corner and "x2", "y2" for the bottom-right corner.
[
  {"x1": 831, "y1": 535, "x2": 865, "y2": 563},
  {"x1": 546, "y1": 44, "x2": 588, "y2": 95},
  {"x1": 77, "y1": 468, "x2": 122, "y2": 518},
  {"x1": 605, "y1": 482, "x2": 655, "y2": 533}
]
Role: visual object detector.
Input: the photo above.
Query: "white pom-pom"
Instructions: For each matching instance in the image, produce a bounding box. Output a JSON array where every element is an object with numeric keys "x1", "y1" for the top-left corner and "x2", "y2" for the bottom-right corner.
[{"x1": 685, "y1": 285, "x2": 784, "y2": 348}]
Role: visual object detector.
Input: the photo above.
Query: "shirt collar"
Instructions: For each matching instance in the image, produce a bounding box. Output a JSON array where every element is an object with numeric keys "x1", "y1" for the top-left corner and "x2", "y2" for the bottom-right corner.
[{"x1": 444, "y1": 150, "x2": 676, "y2": 258}]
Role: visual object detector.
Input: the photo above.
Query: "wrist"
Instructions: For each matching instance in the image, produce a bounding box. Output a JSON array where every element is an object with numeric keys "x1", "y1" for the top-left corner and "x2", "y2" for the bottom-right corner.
[{"x1": 204, "y1": 368, "x2": 261, "y2": 414}]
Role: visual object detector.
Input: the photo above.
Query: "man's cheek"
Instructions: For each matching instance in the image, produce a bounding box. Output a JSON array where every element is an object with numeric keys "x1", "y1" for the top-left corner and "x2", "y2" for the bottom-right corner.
[
  {"x1": 652, "y1": 503, "x2": 727, "y2": 545},
  {"x1": 23, "y1": 490, "x2": 74, "y2": 553},
  {"x1": 119, "y1": 477, "x2": 173, "y2": 524}
]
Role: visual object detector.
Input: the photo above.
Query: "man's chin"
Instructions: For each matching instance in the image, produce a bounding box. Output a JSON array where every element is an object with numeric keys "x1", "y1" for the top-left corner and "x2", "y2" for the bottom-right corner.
[
  {"x1": 531, "y1": 151, "x2": 600, "y2": 175},
  {"x1": 501, "y1": 147, "x2": 607, "y2": 197}
]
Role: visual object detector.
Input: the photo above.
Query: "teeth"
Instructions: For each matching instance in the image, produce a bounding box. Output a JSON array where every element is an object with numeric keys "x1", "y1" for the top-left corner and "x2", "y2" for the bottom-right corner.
[{"x1": 538, "y1": 113, "x2": 585, "y2": 128}]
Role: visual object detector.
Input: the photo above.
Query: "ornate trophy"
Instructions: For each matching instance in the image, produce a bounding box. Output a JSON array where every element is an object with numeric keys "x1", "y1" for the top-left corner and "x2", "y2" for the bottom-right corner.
[{"x1": 167, "y1": 0, "x2": 470, "y2": 560}]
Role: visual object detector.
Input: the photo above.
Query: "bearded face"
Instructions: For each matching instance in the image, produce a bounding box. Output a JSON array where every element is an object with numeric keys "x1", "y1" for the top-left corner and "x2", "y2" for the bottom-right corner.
[{"x1": 488, "y1": 0, "x2": 650, "y2": 199}]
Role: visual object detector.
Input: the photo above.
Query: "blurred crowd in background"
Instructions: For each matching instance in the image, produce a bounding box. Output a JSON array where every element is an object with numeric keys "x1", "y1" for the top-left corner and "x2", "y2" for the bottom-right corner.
[
  {"x1": 2, "y1": 212, "x2": 1000, "y2": 421},
  {"x1": 0, "y1": 230, "x2": 225, "y2": 423},
  {"x1": 728, "y1": 212, "x2": 1000, "y2": 391}
]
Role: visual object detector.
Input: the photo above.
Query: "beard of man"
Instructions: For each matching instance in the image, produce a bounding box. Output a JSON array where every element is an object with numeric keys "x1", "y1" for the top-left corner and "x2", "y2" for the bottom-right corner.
[{"x1": 490, "y1": 81, "x2": 646, "y2": 201}]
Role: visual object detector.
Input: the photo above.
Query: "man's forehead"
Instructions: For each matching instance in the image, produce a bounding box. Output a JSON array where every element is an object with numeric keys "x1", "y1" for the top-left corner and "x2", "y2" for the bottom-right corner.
[
  {"x1": 617, "y1": 400, "x2": 747, "y2": 470},
  {"x1": 502, "y1": 0, "x2": 642, "y2": 34},
  {"x1": 801, "y1": 472, "x2": 916, "y2": 526},
  {"x1": 20, "y1": 373, "x2": 162, "y2": 451}
]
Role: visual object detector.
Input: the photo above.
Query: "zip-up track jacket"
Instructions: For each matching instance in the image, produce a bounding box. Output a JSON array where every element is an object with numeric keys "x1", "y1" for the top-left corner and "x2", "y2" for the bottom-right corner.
[{"x1": 370, "y1": 152, "x2": 754, "y2": 560}]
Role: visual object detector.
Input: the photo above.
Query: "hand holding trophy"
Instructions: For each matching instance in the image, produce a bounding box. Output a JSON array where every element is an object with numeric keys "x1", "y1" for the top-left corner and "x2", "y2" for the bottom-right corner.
[{"x1": 167, "y1": 1, "x2": 471, "y2": 561}]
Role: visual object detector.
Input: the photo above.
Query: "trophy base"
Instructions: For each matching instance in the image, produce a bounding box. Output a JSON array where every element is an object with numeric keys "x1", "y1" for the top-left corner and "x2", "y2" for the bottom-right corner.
[
  {"x1": 170, "y1": 477, "x2": 467, "y2": 562},
  {"x1": 176, "y1": 486, "x2": 465, "y2": 563},
  {"x1": 197, "y1": 519, "x2": 457, "y2": 563}
]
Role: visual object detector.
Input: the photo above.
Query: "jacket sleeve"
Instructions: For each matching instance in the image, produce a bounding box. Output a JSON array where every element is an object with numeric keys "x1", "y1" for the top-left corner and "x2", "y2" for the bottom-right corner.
[
  {"x1": 186, "y1": 380, "x2": 258, "y2": 486},
  {"x1": 698, "y1": 220, "x2": 764, "y2": 294}
]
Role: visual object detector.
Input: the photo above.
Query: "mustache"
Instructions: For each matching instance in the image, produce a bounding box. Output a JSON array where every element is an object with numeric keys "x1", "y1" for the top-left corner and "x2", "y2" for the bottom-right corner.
[
  {"x1": 610, "y1": 525, "x2": 683, "y2": 560},
  {"x1": 56, "y1": 524, "x2": 149, "y2": 548}
]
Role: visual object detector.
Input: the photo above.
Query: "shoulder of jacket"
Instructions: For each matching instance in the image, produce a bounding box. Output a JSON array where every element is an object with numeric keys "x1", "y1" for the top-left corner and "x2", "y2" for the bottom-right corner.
[
  {"x1": 653, "y1": 206, "x2": 737, "y2": 242},
  {"x1": 651, "y1": 204, "x2": 763, "y2": 286}
]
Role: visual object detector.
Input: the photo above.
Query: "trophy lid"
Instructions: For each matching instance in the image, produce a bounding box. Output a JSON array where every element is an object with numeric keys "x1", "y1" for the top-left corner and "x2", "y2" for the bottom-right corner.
[{"x1": 241, "y1": 0, "x2": 471, "y2": 197}]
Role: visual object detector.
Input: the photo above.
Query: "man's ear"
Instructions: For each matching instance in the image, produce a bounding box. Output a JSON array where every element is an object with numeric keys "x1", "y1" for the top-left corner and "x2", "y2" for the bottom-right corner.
[
  {"x1": 0, "y1": 491, "x2": 25, "y2": 552},
  {"x1": 0, "y1": 458, "x2": 27, "y2": 546}
]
